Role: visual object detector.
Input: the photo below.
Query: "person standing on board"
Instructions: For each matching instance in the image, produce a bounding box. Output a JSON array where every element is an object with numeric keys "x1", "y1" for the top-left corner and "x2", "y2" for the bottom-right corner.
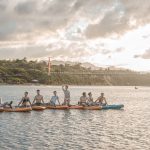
[
  {"x1": 32, "y1": 89, "x2": 44, "y2": 105},
  {"x1": 62, "y1": 85, "x2": 70, "y2": 106}
]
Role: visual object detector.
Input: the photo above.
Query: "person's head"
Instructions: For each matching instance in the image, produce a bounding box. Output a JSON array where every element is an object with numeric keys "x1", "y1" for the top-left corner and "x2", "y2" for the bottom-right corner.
[
  {"x1": 24, "y1": 92, "x2": 28, "y2": 97},
  {"x1": 101, "y1": 93, "x2": 104, "y2": 97},
  {"x1": 65, "y1": 85, "x2": 68, "y2": 90},
  {"x1": 53, "y1": 91, "x2": 57, "y2": 96},
  {"x1": 37, "y1": 89, "x2": 40, "y2": 95},
  {"x1": 88, "y1": 92, "x2": 92, "y2": 96},
  {"x1": 82, "y1": 92, "x2": 86, "y2": 97}
]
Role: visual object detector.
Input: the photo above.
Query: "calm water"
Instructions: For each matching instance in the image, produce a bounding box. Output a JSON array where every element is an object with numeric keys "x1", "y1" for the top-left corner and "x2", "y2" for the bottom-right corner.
[{"x1": 0, "y1": 85, "x2": 150, "y2": 150}]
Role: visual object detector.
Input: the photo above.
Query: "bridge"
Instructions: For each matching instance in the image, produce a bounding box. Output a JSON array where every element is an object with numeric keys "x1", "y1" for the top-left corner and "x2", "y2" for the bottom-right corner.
[{"x1": 49, "y1": 71, "x2": 141, "y2": 76}]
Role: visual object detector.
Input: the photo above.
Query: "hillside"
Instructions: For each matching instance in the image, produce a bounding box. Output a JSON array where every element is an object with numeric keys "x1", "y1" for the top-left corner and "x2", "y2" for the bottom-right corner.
[{"x1": 0, "y1": 58, "x2": 150, "y2": 86}]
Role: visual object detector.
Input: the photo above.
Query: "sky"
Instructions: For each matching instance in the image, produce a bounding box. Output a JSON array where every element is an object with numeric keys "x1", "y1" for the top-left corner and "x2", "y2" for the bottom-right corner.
[{"x1": 0, "y1": 0, "x2": 150, "y2": 71}]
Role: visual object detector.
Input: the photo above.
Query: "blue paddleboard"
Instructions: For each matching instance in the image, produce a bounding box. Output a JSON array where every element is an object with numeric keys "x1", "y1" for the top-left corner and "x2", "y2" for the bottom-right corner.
[{"x1": 102, "y1": 104, "x2": 124, "y2": 110}]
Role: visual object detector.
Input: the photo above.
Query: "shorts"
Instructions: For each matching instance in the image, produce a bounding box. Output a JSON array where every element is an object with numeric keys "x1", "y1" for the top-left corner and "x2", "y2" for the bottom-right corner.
[
  {"x1": 50, "y1": 101, "x2": 56, "y2": 106},
  {"x1": 87, "y1": 102, "x2": 96, "y2": 106},
  {"x1": 35, "y1": 103, "x2": 42, "y2": 106},
  {"x1": 78, "y1": 102, "x2": 87, "y2": 106},
  {"x1": 64, "y1": 98, "x2": 70, "y2": 105}
]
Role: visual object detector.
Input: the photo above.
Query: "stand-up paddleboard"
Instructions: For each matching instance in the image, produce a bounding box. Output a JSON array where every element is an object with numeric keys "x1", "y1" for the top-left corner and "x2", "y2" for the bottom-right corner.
[
  {"x1": 83, "y1": 106, "x2": 102, "y2": 110},
  {"x1": 32, "y1": 105, "x2": 46, "y2": 111},
  {"x1": 68, "y1": 105, "x2": 84, "y2": 109},
  {"x1": 68, "y1": 105, "x2": 102, "y2": 110},
  {"x1": 102, "y1": 104, "x2": 124, "y2": 110},
  {"x1": 0, "y1": 107, "x2": 4, "y2": 112},
  {"x1": 46, "y1": 105, "x2": 68, "y2": 109},
  {"x1": 4, "y1": 106, "x2": 32, "y2": 112}
]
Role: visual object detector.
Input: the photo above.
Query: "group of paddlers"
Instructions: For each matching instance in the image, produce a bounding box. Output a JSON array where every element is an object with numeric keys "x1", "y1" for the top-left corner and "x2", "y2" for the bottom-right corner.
[{"x1": 0, "y1": 85, "x2": 108, "y2": 108}]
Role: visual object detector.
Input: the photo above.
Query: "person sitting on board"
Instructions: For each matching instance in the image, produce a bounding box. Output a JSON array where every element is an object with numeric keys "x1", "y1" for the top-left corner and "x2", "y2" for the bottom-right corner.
[
  {"x1": 78, "y1": 92, "x2": 88, "y2": 106},
  {"x1": 95, "y1": 93, "x2": 107, "y2": 106},
  {"x1": 32, "y1": 89, "x2": 44, "y2": 106},
  {"x1": 87, "y1": 92, "x2": 95, "y2": 106},
  {"x1": 18, "y1": 92, "x2": 32, "y2": 107},
  {"x1": 50, "y1": 91, "x2": 60, "y2": 106},
  {"x1": 1, "y1": 101, "x2": 13, "y2": 108},
  {"x1": 62, "y1": 85, "x2": 70, "y2": 106}
]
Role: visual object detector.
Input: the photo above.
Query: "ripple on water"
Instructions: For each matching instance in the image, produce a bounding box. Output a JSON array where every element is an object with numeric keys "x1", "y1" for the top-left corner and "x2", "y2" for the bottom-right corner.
[{"x1": 0, "y1": 86, "x2": 150, "y2": 150}]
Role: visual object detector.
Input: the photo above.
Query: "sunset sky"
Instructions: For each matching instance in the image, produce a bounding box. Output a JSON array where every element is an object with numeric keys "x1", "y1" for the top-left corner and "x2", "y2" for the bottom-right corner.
[{"x1": 0, "y1": 0, "x2": 150, "y2": 71}]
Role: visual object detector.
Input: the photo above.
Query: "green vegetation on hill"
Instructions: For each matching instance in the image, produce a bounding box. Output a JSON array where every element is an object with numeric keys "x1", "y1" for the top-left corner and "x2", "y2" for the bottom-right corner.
[{"x1": 0, "y1": 58, "x2": 150, "y2": 86}]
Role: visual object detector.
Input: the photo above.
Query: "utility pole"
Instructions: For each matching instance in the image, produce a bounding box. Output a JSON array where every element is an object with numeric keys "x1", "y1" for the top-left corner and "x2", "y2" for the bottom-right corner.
[{"x1": 48, "y1": 57, "x2": 51, "y2": 76}]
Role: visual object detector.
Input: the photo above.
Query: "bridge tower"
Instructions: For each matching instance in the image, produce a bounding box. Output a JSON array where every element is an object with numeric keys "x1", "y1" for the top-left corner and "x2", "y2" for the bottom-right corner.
[{"x1": 48, "y1": 57, "x2": 51, "y2": 76}]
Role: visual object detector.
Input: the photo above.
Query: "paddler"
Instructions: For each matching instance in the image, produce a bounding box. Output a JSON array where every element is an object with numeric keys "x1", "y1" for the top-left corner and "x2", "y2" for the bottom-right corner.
[
  {"x1": 1, "y1": 101, "x2": 13, "y2": 108},
  {"x1": 62, "y1": 85, "x2": 70, "y2": 106},
  {"x1": 78, "y1": 92, "x2": 88, "y2": 106},
  {"x1": 50, "y1": 91, "x2": 60, "y2": 106},
  {"x1": 32, "y1": 89, "x2": 44, "y2": 105},
  {"x1": 95, "y1": 93, "x2": 107, "y2": 106},
  {"x1": 18, "y1": 92, "x2": 32, "y2": 107}
]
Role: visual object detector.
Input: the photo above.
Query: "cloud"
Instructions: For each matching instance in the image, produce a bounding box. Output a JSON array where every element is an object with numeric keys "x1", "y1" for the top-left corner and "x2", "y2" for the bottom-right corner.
[
  {"x1": 1, "y1": 0, "x2": 150, "y2": 41},
  {"x1": 0, "y1": 0, "x2": 150, "y2": 72},
  {"x1": 85, "y1": 0, "x2": 150, "y2": 38},
  {"x1": 85, "y1": 9, "x2": 131, "y2": 38},
  {"x1": 134, "y1": 49, "x2": 150, "y2": 59},
  {"x1": 0, "y1": 0, "x2": 75, "y2": 41},
  {"x1": 115, "y1": 48, "x2": 124, "y2": 53},
  {"x1": 100, "y1": 48, "x2": 124, "y2": 55},
  {"x1": 0, "y1": 41, "x2": 96, "y2": 60},
  {"x1": 14, "y1": 1, "x2": 37, "y2": 14},
  {"x1": 0, "y1": 46, "x2": 50, "y2": 59},
  {"x1": 101, "y1": 49, "x2": 111, "y2": 55},
  {"x1": 0, "y1": 3, "x2": 6, "y2": 12},
  {"x1": 142, "y1": 34, "x2": 150, "y2": 39}
]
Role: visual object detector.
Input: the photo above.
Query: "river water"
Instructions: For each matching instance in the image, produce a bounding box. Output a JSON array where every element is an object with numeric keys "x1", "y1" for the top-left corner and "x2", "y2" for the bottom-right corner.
[{"x1": 0, "y1": 85, "x2": 149, "y2": 150}]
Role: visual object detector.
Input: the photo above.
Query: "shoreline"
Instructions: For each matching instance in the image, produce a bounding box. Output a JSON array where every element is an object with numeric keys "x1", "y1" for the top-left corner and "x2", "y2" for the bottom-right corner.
[{"x1": 0, "y1": 83, "x2": 149, "y2": 87}]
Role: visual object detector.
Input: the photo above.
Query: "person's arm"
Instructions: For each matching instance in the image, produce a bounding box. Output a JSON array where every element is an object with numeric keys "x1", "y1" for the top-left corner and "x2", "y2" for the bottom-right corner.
[
  {"x1": 28, "y1": 98, "x2": 32, "y2": 106},
  {"x1": 32, "y1": 97, "x2": 36, "y2": 104},
  {"x1": 86, "y1": 97, "x2": 88, "y2": 103},
  {"x1": 80, "y1": 97, "x2": 83, "y2": 103},
  {"x1": 95, "y1": 97, "x2": 99, "y2": 103},
  {"x1": 78, "y1": 97, "x2": 81, "y2": 105},
  {"x1": 62, "y1": 85, "x2": 65, "y2": 91},
  {"x1": 104, "y1": 97, "x2": 108, "y2": 105},
  {"x1": 57, "y1": 97, "x2": 60, "y2": 105},
  {"x1": 50, "y1": 97, "x2": 52, "y2": 103},
  {"x1": 41, "y1": 96, "x2": 44, "y2": 103},
  {"x1": 18, "y1": 98, "x2": 23, "y2": 106},
  {"x1": 87, "y1": 98, "x2": 90, "y2": 102}
]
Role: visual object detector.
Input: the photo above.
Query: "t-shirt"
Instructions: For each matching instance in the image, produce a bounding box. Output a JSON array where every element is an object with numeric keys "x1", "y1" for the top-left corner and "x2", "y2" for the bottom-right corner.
[{"x1": 50, "y1": 96, "x2": 59, "y2": 104}]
